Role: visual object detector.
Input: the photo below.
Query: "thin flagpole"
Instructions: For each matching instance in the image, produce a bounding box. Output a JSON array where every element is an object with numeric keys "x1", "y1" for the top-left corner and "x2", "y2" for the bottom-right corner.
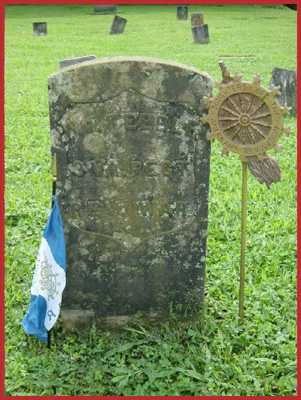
[
  {"x1": 51, "y1": 153, "x2": 57, "y2": 207},
  {"x1": 239, "y1": 161, "x2": 248, "y2": 322},
  {"x1": 47, "y1": 153, "x2": 57, "y2": 349}
]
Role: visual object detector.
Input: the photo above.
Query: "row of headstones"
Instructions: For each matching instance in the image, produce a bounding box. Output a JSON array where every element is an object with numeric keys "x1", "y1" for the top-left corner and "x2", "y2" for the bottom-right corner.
[
  {"x1": 34, "y1": 7, "x2": 208, "y2": 41},
  {"x1": 177, "y1": 6, "x2": 209, "y2": 44},
  {"x1": 33, "y1": 14, "x2": 127, "y2": 36},
  {"x1": 33, "y1": 5, "x2": 124, "y2": 36},
  {"x1": 32, "y1": 15, "x2": 296, "y2": 111}
]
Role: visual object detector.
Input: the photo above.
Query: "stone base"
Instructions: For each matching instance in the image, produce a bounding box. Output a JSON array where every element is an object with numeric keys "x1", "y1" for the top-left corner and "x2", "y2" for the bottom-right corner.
[
  {"x1": 61, "y1": 306, "x2": 204, "y2": 330},
  {"x1": 61, "y1": 309, "x2": 165, "y2": 330}
]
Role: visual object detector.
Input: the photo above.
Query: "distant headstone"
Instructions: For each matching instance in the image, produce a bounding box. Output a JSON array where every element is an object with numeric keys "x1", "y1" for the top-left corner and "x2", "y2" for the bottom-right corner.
[
  {"x1": 33, "y1": 22, "x2": 47, "y2": 36},
  {"x1": 192, "y1": 24, "x2": 210, "y2": 44},
  {"x1": 60, "y1": 55, "x2": 96, "y2": 69},
  {"x1": 191, "y1": 13, "x2": 204, "y2": 27},
  {"x1": 94, "y1": 5, "x2": 117, "y2": 14},
  {"x1": 109, "y1": 15, "x2": 127, "y2": 34},
  {"x1": 177, "y1": 6, "x2": 188, "y2": 20},
  {"x1": 270, "y1": 67, "x2": 297, "y2": 113},
  {"x1": 48, "y1": 57, "x2": 213, "y2": 328}
]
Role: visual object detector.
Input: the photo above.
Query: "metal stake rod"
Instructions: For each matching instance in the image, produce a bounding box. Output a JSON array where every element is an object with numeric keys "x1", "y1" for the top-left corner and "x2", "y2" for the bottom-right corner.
[
  {"x1": 239, "y1": 161, "x2": 248, "y2": 322},
  {"x1": 47, "y1": 153, "x2": 57, "y2": 349}
]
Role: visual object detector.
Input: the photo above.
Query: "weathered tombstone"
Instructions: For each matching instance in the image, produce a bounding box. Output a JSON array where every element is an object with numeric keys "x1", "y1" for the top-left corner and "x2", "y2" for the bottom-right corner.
[
  {"x1": 33, "y1": 22, "x2": 47, "y2": 36},
  {"x1": 94, "y1": 5, "x2": 117, "y2": 14},
  {"x1": 109, "y1": 15, "x2": 127, "y2": 35},
  {"x1": 177, "y1": 6, "x2": 188, "y2": 20},
  {"x1": 192, "y1": 24, "x2": 210, "y2": 44},
  {"x1": 60, "y1": 55, "x2": 96, "y2": 69},
  {"x1": 270, "y1": 67, "x2": 297, "y2": 114},
  {"x1": 48, "y1": 57, "x2": 213, "y2": 328},
  {"x1": 191, "y1": 12, "x2": 204, "y2": 27}
]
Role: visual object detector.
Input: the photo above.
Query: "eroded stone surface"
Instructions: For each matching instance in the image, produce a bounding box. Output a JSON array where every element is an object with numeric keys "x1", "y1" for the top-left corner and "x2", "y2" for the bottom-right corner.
[{"x1": 48, "y1": 57, "x2": 213, "y2": 328}]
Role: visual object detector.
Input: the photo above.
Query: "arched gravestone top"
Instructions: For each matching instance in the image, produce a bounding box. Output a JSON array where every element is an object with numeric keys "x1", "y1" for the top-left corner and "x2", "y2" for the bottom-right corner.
[
  {"x1": 49, "y1": 57, "x2": 212, "y2": 116},
  {"x1": 48, "y1": 57, "x2": 213, "y2": 328}
]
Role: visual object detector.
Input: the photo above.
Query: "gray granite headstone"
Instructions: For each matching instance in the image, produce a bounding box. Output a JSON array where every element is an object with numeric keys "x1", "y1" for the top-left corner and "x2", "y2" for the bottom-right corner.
[
  {"x1": 177, "y1": 6, "x2": 188, "y2": 20},
  {"x1": 192, "y1": 24, "x2": 210, "y2": 44},
  {"x1": 94, "y1": 5, "x2": 117, "y2": 14},
  {"x1": 48, "y1": 57, "x2": 213, "y2": 329},
  {"x1": 270, "y1": 67, "x2": 297, "y2": 114},
  {"x1": 33, "y1": 22, "x2": 47, "y2": 36},
  {"x1": 109, "y1": 15, "x2": 127, "y2": 34},
  {"x1": 60, "y1": 55, "x2": 96, "y2": 69},
  {"x1": 191, "y1": 13, "x2": 204, "y2": 27}
]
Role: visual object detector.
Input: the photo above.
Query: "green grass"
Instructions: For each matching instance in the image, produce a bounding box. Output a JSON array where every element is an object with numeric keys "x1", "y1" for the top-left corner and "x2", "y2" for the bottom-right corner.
[{"x1": 5, "y1": 4, "x2": 297, "y2": 396}]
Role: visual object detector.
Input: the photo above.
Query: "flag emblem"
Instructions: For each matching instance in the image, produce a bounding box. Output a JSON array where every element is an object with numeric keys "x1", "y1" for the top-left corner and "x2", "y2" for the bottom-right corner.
[{"x1": 39, "y1": 255, "x2": 61, "y2": 299}]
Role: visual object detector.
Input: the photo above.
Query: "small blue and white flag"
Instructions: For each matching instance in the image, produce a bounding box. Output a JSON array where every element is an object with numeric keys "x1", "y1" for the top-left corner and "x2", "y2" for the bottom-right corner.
[{"x1": 21, "y1": 196, "x2": 66, "y2": 343}]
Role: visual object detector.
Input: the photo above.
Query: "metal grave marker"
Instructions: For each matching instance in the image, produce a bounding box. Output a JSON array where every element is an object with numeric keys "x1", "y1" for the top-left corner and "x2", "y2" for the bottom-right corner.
[{"x1": 201, "y1": 61, "x2": 292, "y2": 321}]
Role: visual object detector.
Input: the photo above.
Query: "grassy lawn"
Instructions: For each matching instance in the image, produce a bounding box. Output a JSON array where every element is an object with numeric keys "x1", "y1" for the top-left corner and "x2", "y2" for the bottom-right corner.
[{"x1": 5, "y1": 4, "x2": 297, "y2": 396}]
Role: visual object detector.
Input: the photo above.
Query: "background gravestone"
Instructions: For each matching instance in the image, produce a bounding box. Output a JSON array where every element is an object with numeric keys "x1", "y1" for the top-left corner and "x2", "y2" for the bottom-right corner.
[
  {"x1": 177, "y1": 6, "x2": 188, "y2": 20},
  {"x1": 191, "y1": 12, "x2": 204, "y2": 27},
  {"x1": 192, "y1": 24, "x2": 210, "y2": 44},
  {"x1": 94, "y1": 5, "x2": 117, "y2": 14},
  {"x1": 60, "y1": 55, "x2": 96, "y2": 69},
  {"x1": 48, "y1": 57, "x2": 213, "y2": 328},
  {"x1": 270, "y1": 67, "x2": 297, "y2": 114},
  {"x1": 109, "y1": 15, "x2": 127, "y2": 34},
  {"x1": 33, "y1": 22, "x2": 47, "y2": 36}
]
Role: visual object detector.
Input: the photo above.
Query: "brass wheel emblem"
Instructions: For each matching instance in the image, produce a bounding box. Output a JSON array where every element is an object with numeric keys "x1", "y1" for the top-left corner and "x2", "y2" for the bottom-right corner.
[
  {"x1": 219, "y1": 93, "x2": 272, "y2": 146},
  {"x1": 201, "y1": 62, "x2": 293, "y2": 187}
]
